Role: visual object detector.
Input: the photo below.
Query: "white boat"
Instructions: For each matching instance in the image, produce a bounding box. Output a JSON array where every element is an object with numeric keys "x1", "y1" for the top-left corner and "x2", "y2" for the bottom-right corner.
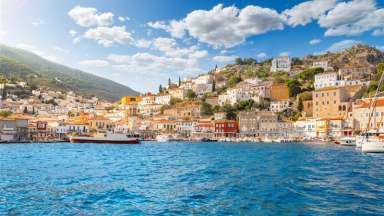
[
  {"x1": 360, "y1": 66, "x2": 384, "y2": 153},
  {"x1": 359, "y1": 132, "x2": 384, "y2": 153},
  {"x1": 355, "y1": 135, "x2": 364, "y2": 148},
  {"x1": 156, "y1": 134, "x2": 172, "y2": 142},
  {"x1": 69, "y1": 132, "x2": 140, "y2": 144},
  {"x1": 338, "y1": 137, "x2": 356, "y2": 146}
]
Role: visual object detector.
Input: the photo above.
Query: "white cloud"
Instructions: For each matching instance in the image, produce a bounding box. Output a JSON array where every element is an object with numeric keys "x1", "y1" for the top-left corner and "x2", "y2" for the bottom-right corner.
[
  {"x1": 68, "y1": 5, "x2": 114, "y2": 27},
  {"x1": 79, "y1": 59, "x2": 109, "y2": 67},
  {"x1": 118, "y1": 16, "x2": 130, "y2": 22},
  {"x1": 108, "y1": 52, "x2": 201, "y2": 75},
  {"x1": 319, "y1": 0, "x2": 384, "y2": 36},
  {"x1": 148, "y1": 4, "x2": 284, "y2": 48},
  {"x1": 256, "y1": 52, "x2": 267, "y2": 59},
  {"x1": 309, "y1": 39, "x2": 321, "y2": 45},
  {"x1": 326, "y1": 40, "x2": 360, "y2": 52},
  {"x1": 152, "y1": 37, "x2": 208, "y2": 59},
  {"x1": 16, "y1": 43, "x2": 58, "y2": 62},
  {"x1": 212, "y1": 55, "x2": 238, "y2": 63},
  {"x1": 32, "y1": 18, "x2": 45, "y2": 27},
  {"x1": 283, "y1": 0, "x2": 336, "y2": 26},
  {"x1": 69, "y1": 30, "x2": 77, "y2": 37},
  {"x1": 0, "y1": 29, "x2": 6, "y2": 38},
  {"x1": 83, "y1": 26, "x2": 134, "y2": 47},
  {"x1": 147, "y1": 20, "x2": 187, "y2": 38},
  {"x1": 136, "y1": 39, "x2": 152, "y2": 48}
]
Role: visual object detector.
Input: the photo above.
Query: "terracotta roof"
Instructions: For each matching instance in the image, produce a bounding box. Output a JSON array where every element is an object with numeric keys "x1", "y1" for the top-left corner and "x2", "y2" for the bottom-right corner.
[{"x1": 355, "y1": 98, "x2": 384, "y2": 108}]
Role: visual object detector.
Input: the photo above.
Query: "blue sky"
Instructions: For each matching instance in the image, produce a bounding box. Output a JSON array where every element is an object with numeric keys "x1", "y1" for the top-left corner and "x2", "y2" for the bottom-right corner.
[{"x1": 1, "y1": 0, "x2": 384, "y2": 93}]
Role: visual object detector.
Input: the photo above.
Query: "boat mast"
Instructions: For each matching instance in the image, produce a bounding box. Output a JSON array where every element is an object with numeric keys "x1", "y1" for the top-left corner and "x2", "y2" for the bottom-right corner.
[{"x1": 366, "y1": 71, "x2": 384, "y2": 132}]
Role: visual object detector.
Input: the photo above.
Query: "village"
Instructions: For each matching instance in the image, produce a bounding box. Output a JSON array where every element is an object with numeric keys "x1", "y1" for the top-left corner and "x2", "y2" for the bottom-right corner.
[{"x1": 0, "y1": 44, "x2": 383, "y2": 143}]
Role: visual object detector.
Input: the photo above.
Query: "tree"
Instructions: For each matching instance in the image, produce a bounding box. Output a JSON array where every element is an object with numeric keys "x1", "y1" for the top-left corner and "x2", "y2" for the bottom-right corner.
[
  {"x1": 296, "y1": 67, "x2": 324, "y2": 80},
  {"x1": 235, "y1": 57, "x2": 243, "y2": 65},
  {"x1": 201, "y1": 102, "x2": 213, "y2": 116},
  {"x1": 0, "y1": 110, "x2": 12, "y2": 117},
  {"x1": 256, "y1": 66, "x2": 269, "y2": 79},
  {"x1": 170, "y1": 97, "x2": 182, "y2": 105},
  {"x1": 178, "y1": 76, "x2": 181, "y2": 86},
  {"x1": 186, "y1": 89, "x2": 197, "y2": 99},
  {"x1": 221, "y1": 104, "x2": 237, "y2": 120},
  {"x1": 23, "y1": 107, "x2": 28, "y2": 114},
  {"x1": 297, "y1": 96, "x2": 303, "y2": 112},
  {"x1": 285, "y1": 79, "x2": 302, "y2": 97},
  {"x1": 292, "y1": 57, "x2": 303, "y2": 65},
  {"x1": 159, "y1": 84, "x2": 163, "y2": 93},
  {"x1": 212, "y1": 79, "x2": 216, "y2": 92},
  {"x1": 235, "y1": 99, "x2": 254, "y2": 111},
  {"x1": 228, "y1": 74, "x2": 241, "y2": 87},
  {"x1": 168, "y1": 78, "x2": 171, "y2": 86}
]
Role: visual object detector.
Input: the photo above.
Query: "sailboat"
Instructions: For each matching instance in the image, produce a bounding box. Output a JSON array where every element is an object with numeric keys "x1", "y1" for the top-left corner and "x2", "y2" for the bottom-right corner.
[{"x1": 359, "y1": 70, "x2": 384, "y2": 153}]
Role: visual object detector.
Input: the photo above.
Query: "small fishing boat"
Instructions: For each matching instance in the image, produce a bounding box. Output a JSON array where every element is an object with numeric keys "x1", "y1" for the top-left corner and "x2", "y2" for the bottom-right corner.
[{"x1": 335, "y1": 137, "x2": 356, "y2": 146}]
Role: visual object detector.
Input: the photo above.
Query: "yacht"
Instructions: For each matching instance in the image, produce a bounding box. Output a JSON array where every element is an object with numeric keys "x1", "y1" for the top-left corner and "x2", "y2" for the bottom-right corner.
[
  {"x1": 360, "y1": 68, "x2": 384, "y2": 153},
  {"x1": 69, "y1": 132, "x2": 140, "y2": 144}
]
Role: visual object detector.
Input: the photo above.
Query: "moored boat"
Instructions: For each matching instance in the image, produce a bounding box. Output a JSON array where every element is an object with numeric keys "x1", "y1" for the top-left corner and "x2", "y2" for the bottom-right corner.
[
  {"x1": 156, "y1": 134, "x2": 172, "y2": 142},
  {"x1": 69, "y1": 132, "x2": 140, "y2": 144},
  {"x1": 336, "y1": 137, "x2": 356, "y2": 146}
]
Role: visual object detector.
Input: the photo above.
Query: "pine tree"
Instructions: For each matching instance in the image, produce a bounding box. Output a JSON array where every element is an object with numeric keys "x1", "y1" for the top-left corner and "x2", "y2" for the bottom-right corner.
[
  {"x1": 159, "y1": 84, "x2": 163, "y2": 93},
  {"x1": 178, "y1": 76, "x2": 181, "y2": 86},
  {"x1": 168, "y1": 78, "x2": 171, "y2": 86}
]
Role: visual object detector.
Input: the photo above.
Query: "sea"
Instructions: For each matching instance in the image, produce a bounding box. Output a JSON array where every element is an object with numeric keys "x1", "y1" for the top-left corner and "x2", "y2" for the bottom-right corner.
[{"x1": 1, "y1": 142, "x2": 384, "y2": 215}]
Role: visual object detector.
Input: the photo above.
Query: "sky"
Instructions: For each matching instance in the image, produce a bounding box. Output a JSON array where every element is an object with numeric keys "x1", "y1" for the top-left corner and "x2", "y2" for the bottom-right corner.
[{"x1": 0, "y1": 0, "x2": 384, "y2": 93}]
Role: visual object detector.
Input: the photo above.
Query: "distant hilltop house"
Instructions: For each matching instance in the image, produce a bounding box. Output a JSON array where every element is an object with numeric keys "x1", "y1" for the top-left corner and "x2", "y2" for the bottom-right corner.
[{"x1": 271, "y1": 56, "x2": 291, "y2": 72}]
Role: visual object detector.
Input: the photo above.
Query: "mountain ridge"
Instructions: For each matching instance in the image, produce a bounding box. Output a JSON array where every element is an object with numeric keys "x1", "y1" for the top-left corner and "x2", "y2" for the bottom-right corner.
[{"x1": 0, "y1": 44, "x2": 139, "y2": 101}]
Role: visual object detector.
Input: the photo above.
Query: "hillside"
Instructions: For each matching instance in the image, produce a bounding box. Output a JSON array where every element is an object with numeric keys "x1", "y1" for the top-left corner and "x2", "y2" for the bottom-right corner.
[{"x1": 0, "y1": 44, "x2": 138, "y2": 101}]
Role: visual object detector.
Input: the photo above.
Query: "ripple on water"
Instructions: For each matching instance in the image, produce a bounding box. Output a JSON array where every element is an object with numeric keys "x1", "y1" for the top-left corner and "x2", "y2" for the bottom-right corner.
[{"x1": 1, "y1": 142, "x2": 384, "y2": 215}]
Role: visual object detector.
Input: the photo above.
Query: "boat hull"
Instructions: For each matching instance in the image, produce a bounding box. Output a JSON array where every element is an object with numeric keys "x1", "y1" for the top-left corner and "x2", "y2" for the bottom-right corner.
[
  {"x1": 70, "y1": 138, "x2": 140, "y2": 144},
  {"x1": 362, "y1": 141, "x2": 384, "y2": 153}
]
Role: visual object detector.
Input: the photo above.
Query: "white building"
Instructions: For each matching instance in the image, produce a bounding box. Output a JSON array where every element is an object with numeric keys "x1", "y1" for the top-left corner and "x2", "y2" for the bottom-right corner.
[
  {"x1": 312, "y1": 61, "x2": 331, "y2": 71},
  {"x1": 271, "y1": 56, "x2": 291, "y2": 72},
  {"x1": 314, "y1": 72, "x2": 368, "y2": 89},
  {"x1": 218, "y1": 94, "x2": 229, "y2": 106},
  {"x1": 314, "y1": 72, "x2": 338, "y2": 89},
  {"x1": 155, "y1": 94, "x2": 171, "y2": 105},
  {"x1": 192, "y1": 74, "x2": 213, "y2": 85},
  {"x1": 226, "y1": 88, "x2": 251, "y2": 105},
  {"x1": 293, "y1": 119, "x2": 316, "y2": 139},
  {"x1": 193, "y1": 83, "x2": 213, "y2": 96},
  {"x1": 270, "y1": 100, "x2": 290, "y2": 112},
  {"x1": 140, "y1": 95, "x2": 156, "y2": 105}
]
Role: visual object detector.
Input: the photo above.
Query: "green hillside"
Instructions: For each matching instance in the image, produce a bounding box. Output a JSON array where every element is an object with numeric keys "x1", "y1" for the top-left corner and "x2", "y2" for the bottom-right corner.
[{"x1": 0, "y1": 44, "x2": 138, "y2": 101}]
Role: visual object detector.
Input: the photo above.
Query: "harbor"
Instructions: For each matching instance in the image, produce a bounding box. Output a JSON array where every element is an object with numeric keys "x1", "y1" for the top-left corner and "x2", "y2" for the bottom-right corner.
[{"x1": 1, "y1": 141, "x2": 384, "y2": 215}]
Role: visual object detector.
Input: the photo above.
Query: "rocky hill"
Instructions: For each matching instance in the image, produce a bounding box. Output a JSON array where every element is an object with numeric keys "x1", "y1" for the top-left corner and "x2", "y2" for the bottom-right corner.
[{"x1": 0, "y1": 44, "x2": 138, "y2": 101}]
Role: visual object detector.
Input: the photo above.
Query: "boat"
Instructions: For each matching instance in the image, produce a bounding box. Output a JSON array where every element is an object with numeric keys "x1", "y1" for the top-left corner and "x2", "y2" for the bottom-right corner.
[
  {"x1": 360, "y1": 66, "x2": 384, "y2": 153},
  {"x1": 359, "y1": 132, "x2": 384, "y2": 153},
  {"x1": 336, "y1": 137, "x2": 356, "y2": 146},
  {"x1": 156, "y1": 134, "x2": 172, "y2": 142},
  {"x1": 201, "y1": 137, "x2": 218, "y2": 142},
  {"x1": 69, "y1": 132, "x2": 140, "y2": 144}
]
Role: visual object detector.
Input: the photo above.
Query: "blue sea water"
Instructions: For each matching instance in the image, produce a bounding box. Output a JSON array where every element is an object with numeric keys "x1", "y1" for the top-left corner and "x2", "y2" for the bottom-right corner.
[{"x1": 1, "y1": 142, "x2": 384, "y2": 215}]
